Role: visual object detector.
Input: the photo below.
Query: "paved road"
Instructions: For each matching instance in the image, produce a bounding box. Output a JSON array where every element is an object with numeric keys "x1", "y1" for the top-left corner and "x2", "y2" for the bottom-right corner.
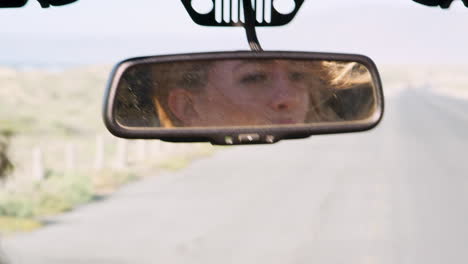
[{"x1": 2, "y1": 89, "x2": 468, "y2": 264}]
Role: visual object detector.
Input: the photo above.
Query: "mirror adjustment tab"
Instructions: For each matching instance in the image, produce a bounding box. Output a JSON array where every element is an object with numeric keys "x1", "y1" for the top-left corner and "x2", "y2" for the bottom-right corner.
[{"x1": 238, "y1": 133, "x2": 261, "y2": 143}]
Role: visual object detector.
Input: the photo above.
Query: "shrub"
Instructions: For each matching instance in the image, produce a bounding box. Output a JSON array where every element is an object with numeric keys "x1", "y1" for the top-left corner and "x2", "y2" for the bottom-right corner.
[
  {"x1": 0, "y1": 171, "x2": 93, "y2": 218},
  {"x1": 0, "y1": 131, "x2": 14, "y2": 180}
]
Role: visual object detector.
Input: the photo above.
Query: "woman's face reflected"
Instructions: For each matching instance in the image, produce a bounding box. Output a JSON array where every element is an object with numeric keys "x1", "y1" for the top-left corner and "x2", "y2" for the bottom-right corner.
[{"x1": 168, "y1": 60, "x2": 315, "y2": 127}]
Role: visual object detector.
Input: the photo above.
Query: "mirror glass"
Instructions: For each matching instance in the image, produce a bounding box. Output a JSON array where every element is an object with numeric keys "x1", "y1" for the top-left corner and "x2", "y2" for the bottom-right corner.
[{"x1": 114, "y1": 59, "x2": 378, "y2": 128}]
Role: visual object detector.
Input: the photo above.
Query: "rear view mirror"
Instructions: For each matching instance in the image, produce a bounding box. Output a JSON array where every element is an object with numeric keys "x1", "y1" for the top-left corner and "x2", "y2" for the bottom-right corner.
[{"x1": 104, "y1": 51, "x2": 384, "y2": 145}]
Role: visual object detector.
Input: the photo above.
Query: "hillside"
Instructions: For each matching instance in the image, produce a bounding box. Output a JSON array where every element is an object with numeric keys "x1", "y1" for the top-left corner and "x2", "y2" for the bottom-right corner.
[{"x1": 0, "y1": 66, "x2": 111, "y2": 137}]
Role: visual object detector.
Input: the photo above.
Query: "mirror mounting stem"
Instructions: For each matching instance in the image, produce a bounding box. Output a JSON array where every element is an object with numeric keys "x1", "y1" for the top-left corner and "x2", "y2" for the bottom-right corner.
[{"x1": 243, "y1": 0, "x2": 263, "y2": 52}]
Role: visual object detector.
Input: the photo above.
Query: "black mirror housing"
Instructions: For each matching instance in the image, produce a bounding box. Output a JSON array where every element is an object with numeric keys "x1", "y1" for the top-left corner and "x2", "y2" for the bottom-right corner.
[{"x1": 103, "y1": 51, "x2": 385, "y2": 145}]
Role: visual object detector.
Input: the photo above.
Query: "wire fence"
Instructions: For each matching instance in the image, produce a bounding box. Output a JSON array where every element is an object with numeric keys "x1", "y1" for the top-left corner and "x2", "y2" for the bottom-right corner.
[{"x1": 1, "y1": 133, "x2": 213, "y2": 192}]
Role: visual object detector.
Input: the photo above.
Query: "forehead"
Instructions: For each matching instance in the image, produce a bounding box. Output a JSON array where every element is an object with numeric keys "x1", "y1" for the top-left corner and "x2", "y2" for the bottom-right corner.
[{"x1": 210, "y1": 59, "x2": 322, "y2": 71}]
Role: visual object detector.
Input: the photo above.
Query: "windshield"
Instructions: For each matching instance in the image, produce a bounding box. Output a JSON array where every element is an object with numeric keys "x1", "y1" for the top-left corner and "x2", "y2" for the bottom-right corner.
[{"x1": 1, "y1": 1, "x2": 468, "y2": 263}]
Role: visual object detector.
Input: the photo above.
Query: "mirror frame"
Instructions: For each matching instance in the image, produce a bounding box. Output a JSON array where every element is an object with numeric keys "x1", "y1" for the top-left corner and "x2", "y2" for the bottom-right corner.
[{"x1": 103, "y1": 51, "x2": 384, "y2": 145}]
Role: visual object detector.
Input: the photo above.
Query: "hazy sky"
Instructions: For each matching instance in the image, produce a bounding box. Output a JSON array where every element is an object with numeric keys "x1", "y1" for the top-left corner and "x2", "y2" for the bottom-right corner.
[{"x1": 0, "y1": 0, "x2": 467, "y2": 67}]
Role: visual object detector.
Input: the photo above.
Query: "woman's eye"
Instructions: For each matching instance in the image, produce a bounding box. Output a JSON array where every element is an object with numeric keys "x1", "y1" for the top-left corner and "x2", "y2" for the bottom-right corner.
[
  {"x1": 290, "y1": 72, "x2": 306, "y2": 82},
  {"x1": 240, "y1": 73, "x2": 267, "y2": 84}
]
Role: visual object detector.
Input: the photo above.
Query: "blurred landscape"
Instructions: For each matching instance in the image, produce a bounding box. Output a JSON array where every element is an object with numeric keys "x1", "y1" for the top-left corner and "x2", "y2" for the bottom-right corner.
[
  {"x1": 381, "y1": 64, "x2": 468, "y2": 99},
  {"x1": 0, "y1": 65, "x2": 214, "y2": 233},
  {"x1": 1, "y1": 2, "x2": 467, "y2": 262},
  {"x1": 0, "y1": 63, "x2": 467, "y2": 234}
]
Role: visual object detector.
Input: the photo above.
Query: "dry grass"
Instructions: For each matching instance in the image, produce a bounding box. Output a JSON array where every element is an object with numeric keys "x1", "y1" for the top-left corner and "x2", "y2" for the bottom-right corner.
[{"x1": 0, "y1": 66, "x2": 215, "y2": 234}]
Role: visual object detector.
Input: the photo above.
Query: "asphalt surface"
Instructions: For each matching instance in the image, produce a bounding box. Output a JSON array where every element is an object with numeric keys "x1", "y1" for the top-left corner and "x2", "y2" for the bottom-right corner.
[{"x1": 2, "y1": 89, "x2": 468, "y2": 264}]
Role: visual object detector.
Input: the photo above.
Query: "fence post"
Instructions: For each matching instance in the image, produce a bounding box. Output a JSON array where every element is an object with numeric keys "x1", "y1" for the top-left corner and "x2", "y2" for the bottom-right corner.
[
  {"x1": 161, "y1": 141, "x2": 174, "y2": 156},
  {"x1": 149, "y1": 140, "x2": 161, "y2": 157},
  {"x1": 32, "y1": 147, "x2": 45, "y2": 181},
  {"x1": 136, "y1": 140, "x2": 147, "y2": 163},
  {"x1": 114, "y1": 139, "x2": 128, "y2": 169},
  {"x1": 65, "y1": 143, "x2": 76, "y2": 172},
  {"x1": 94, "y1": 135, "x2": 104, "y2": 170}
]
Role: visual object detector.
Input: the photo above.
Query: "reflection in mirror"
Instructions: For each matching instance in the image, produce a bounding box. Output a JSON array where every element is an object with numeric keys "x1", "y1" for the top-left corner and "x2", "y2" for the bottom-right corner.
[{"x1": 114, "y1": 59, "x2": 377, "y2": 128}]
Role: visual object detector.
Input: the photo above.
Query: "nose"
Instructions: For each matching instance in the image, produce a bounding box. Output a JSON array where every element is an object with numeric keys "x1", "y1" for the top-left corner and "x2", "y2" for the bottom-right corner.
[{"x1": 269, "y1": 76, "x2": 301, "y2": 112}]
